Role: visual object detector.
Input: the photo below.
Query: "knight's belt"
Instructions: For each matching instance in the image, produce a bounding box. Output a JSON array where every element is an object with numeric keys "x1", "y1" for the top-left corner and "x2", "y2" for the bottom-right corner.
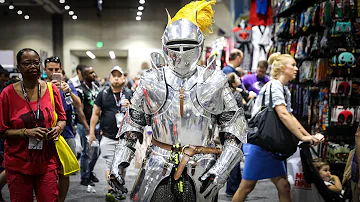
[{"x1": 151, "y1": 139, "x2": 221, "y2": 180}]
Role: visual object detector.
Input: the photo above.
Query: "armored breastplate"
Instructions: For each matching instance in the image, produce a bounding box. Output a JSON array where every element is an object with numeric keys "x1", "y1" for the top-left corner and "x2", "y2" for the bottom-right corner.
[{"x1": 149, "y1": 67, "x2": 216, "y2": 146}]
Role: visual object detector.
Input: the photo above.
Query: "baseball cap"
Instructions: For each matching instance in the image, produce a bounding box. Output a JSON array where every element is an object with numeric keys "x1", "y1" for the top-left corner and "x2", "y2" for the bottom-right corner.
[{"x1": 110, "y1": 66, "x2": 124, "y2": 74}]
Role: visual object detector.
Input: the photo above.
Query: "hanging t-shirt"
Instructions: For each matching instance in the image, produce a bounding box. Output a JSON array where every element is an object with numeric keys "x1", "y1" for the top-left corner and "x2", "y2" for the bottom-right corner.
[{"x1": 249, "y1": 0, "x2": 273, "y2": 26}]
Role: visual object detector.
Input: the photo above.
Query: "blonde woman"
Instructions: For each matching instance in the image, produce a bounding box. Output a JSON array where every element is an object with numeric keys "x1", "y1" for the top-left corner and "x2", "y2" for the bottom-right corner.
[{"x1": 232, "y1": 53, "x2": 322, "y2": 202}]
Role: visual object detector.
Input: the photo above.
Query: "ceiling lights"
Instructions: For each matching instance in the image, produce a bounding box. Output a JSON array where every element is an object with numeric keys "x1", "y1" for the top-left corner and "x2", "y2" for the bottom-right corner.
[
  {"x1": 6, "y1": 2, "x2": 29, "y2": 20},
  {"x1": 59, "y1": 0, "x2": 65, "y2": 3},
  {"x1": 63, "y1": 5, "x2": 77, "y2": 20},
  {"x1": 109, "y1": 51, "x2": 116, "y2": 59},
  {"x1": 86, "y1": 51, "x2": 96, "y2": 59},
  {"x1": 136, "y1": 1, "x2": 145, "y2": 21},
  {"x1": 0, "y1": 0, "x2": 5, "y2": 3}
]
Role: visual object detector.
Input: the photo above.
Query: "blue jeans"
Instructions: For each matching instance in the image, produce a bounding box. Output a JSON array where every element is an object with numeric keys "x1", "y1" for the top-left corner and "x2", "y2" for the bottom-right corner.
[{"x1": 78, "y1": 123, "x2": 100, "y2": 180}]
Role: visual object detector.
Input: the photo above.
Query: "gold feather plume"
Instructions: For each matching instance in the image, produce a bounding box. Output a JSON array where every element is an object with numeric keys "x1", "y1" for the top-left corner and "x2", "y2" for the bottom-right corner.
[{"x1": 169, "y1": 0, "x2": 216, "y2": 35}]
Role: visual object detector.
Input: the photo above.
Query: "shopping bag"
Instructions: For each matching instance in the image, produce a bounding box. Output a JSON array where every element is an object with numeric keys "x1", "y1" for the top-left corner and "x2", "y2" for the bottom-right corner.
[
  {"x1": 56, "y1": 135, "x2": 80, "y2": 176},
  {"x1": 287, "y1": 147, "x2": 325, "y2": 202},
  {"x1": 48, "y1": 82, "x2": 80, "y2": 176},
  {"x1": 47, "y1": 82, "x2": 58, "y2": 127},
  {"x1": 75, "y1": 131, "x2": 82, "y2": 155}
]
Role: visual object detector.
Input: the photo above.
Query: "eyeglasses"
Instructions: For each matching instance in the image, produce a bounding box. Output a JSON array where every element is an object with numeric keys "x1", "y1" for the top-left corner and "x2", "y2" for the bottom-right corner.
[{"x1": 21, "y1": 61, "x2": 41, "y2": 68}]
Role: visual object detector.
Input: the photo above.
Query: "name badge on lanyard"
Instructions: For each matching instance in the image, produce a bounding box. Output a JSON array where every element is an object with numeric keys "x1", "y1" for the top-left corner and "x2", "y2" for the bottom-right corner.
[
  {"x1": 114, "y1": 92, "x2": 124, "y2": 128},
  {"x1": 29, "y1": 137, "x2": 43, "y2": 150},
  {"x1": 21, "y1": 82, "x2": 43, "y2": 150}
]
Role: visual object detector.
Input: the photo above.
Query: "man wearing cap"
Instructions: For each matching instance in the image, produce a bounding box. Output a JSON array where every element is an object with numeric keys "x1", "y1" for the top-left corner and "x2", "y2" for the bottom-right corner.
[{"x1": 89, "y1": 66, "x2": 133, "y2": 201}]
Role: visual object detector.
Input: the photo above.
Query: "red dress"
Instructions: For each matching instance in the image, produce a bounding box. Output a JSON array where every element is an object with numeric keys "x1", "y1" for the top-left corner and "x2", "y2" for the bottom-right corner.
[{"x1": 0, "y1": 83, "x2": 66, "y2": 175}]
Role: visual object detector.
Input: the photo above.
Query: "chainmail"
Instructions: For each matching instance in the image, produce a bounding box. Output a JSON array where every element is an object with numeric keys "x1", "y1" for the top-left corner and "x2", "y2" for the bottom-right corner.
[
  {"x1": 130, "y1": 108, "x2": 147, "y2": 126},
  {"x1": 150, "y1": 169, "x2": 196, "y2": 202},
  {"x1": 217, "y1": 111, "x2": 235, "y2": 125}
]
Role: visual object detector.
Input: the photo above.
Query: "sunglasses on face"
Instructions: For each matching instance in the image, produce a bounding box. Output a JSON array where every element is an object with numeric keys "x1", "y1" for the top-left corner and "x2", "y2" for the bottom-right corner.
[{"x1": 44, "y1": 56, "x2": 61, "y2": 67}]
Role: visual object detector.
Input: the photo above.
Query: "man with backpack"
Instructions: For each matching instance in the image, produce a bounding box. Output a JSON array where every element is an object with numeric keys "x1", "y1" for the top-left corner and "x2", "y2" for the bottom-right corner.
[{"x1": 89, "y1": 66, "x2": 133, "y2": 201}]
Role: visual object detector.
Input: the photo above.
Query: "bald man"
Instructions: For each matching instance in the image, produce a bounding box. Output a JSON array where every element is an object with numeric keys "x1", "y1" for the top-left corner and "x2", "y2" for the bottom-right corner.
[{"x1": 222, "y1": 49, "x2": 244, "y2": 75}]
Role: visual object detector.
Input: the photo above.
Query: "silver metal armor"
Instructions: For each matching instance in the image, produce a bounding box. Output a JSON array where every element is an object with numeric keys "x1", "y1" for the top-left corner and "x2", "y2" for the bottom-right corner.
[{"x1": 109, "y1": 5, "x2": 248, "y2": 202}]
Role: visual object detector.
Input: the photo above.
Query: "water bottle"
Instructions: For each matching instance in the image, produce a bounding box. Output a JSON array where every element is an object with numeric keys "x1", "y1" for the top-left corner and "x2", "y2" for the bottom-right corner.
[
  {"x1": 91, "y1": 139, "x2": 100, "y2": 147},
  {"x1": 64, "y1": 92, "x2": 73, "y2": 105}
]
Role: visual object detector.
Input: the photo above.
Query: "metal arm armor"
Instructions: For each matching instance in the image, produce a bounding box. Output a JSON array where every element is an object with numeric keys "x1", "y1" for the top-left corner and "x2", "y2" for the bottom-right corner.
[
  {"x1": 217, "y1": 84, "x2": 248, "y2": 144},
  {"x1": 110, "y1": 139, "x2": 135, "y2": 184},
  {"x1": 116, "y1": 80, "x2": 148, "y2": 138},
  {"x1": 199, "y1": 138, "x2": 243, "y2": 198}
]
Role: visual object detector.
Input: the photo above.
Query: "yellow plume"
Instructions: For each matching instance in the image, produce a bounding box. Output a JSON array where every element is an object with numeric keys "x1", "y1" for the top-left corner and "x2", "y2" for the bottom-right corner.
[{"x1": 171, "y1": 0, "x2": 216, "y2": 35}]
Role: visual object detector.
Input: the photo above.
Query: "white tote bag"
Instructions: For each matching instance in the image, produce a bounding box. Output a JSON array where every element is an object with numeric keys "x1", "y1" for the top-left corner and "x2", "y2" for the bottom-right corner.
[{"x1": 287, "y1": 148, "x2": 325, "y2": 202}]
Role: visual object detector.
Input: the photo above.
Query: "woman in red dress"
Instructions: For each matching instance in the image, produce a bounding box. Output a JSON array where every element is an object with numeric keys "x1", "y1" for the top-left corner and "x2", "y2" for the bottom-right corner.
[{"x1": 0, "y1": 48, "x2": 66, "y2": 202}]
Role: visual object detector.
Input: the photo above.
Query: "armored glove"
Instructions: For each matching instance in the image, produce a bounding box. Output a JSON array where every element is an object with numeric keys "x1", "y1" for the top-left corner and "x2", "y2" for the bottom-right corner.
[
  {"x1": 199, "y1": 139, "x2": 242, "y2": 199},
  {"x1": 108, "y1": 140, "x2": 134, "y2": 194}
]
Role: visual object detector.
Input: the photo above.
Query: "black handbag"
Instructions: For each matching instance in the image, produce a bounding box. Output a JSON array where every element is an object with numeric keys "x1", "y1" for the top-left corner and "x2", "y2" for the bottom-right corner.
[{"x1": 247, "y1": 83, "x2": 299, "y2": 161}]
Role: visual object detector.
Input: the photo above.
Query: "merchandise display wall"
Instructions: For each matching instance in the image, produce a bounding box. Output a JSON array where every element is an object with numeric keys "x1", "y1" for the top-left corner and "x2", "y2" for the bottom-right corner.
[
  {"x1": 231, "y1": 0, "x2": 273, "y2": 73},
  {"x1": 271, "y1": 0, "x2": 360, "y2": 178}
]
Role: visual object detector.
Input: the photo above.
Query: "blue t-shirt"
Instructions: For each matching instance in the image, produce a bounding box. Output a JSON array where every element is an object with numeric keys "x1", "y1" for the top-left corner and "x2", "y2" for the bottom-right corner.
[
  {"x1": 60, "y1": 83, "x2": 77, "y2": 139},
  {"x1": 222, "y1": 65, "x2": 237, "y2": 75}
]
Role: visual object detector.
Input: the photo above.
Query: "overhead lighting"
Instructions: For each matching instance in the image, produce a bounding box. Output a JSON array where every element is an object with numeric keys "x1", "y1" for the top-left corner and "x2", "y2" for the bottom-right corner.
[
  {"x1": 139, "y1": 0, "x2": 145, "y2": 4},
  {"x1": 24, "y1": 15, "x2": 29, "y2": 20},
  {"x1": 68, "y1": 10, "x2": 74, "y2": 15},
  {"x1": 72, "y1": 15, "x2": 77, "y2": 20},
  {"x1": 138, "y1": 6, "x2": 144, "y2": 10},
  {"x1": 9, "y1": 4, "x2": 14, "y2": 9},
  {"x1": 136, "y1": 16, "x2": 141, "y2": 21},
  {"x1": 59, "y1": 0, "x2": 65, "y2": 3},
  {"x1": 109, "y1": 51, "x2": 116, "y2": 59},
  {"x1": 86, "y1": 51, "x2": 96, "y2": 59},
  {"x1": 64, "y1": 5, "x2": 70, "y2": 10},
  {"x1": 0, "y1": 0, "x2": 5, "y2": 4},
  {"x1": 17, "y1": 10, "x2": 22, "y2": 15},
  {"x1": 137, "y1": 11, "x2": 142, "y2": 16}
]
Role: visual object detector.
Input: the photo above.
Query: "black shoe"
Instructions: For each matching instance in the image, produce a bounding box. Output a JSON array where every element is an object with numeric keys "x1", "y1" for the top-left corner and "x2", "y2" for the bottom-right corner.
[
  {"x1": 81, "y1": 179, "x2": 95, "y2": 186},
  {"x1": 90, "y1": 172, "x2": 99, "y2": 183}
]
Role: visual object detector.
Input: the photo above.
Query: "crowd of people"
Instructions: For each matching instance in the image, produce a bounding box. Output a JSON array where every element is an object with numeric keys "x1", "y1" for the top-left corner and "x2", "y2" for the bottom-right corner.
[
  {"x1": 0, "y1": 46, "x2": 352, "y2": 202},
  {"x1": 0, "y1": 48, "x2": 137, "y2": 202},
  {"x1": 0, "y1": 44, "x2": 359, "y2": 202}
]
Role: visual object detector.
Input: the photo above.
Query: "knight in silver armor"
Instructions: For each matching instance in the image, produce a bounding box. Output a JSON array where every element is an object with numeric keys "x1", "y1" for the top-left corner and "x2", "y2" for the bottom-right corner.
[{"x1": 109, "y1": 1, "x2": 248, "y2": 201}]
